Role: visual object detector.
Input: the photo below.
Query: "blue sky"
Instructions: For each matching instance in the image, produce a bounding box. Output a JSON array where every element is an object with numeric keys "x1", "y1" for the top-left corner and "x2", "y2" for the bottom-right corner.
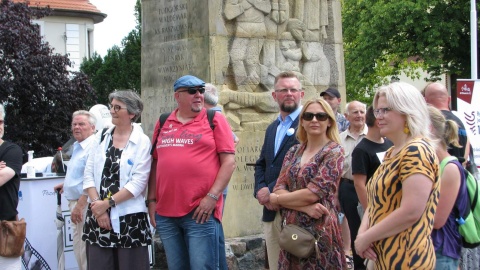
[{"x1": 90, "y1": 0, "x2": 137, "y2": 57}]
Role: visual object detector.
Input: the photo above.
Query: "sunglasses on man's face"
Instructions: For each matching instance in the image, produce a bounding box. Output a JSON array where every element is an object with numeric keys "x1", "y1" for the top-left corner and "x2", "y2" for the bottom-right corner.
[
  {"x1": 302, "y1": 112, "x2": 329, "y2": 121},
  {"x1": 177, "y1": 87, "x2": 205, "y2": 95}
]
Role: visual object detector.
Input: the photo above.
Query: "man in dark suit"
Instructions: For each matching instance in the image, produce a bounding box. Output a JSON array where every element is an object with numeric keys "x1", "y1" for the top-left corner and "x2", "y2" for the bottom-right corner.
[{"x1": 254, "y1": 71, "x2": 304, "y2": 270}]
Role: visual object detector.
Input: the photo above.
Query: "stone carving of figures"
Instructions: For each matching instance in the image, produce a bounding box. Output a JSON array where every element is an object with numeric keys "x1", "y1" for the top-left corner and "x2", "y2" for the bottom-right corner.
[
  {"x1": 293, "y1": 0, "x2": 328, "y2": 39},
  {"x1": 270, "y1": 0, "x2": 288, "y2": 24},
  {"x1": 224, "y1": 0, "x2": 272, "y2": 92},
  {"x1": 279, "y1": 32, "x2": 302, "y2": 72}
]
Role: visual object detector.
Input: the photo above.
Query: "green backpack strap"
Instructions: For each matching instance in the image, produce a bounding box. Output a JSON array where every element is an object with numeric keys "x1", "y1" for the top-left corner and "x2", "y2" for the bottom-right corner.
[{"x1": 439, "y1": 156, "x2": 458, "y2": 175}]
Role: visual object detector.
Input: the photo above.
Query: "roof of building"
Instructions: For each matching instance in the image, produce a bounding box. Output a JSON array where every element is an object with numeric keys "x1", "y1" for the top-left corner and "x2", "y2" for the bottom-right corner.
[{"x1": 12, "y1": 0, "x2": 106, "y2": 23}]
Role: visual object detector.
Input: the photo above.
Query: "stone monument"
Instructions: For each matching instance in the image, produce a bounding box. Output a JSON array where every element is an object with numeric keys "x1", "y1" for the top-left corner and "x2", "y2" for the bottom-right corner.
[{"x1": 141, "y1": 0, "x2": 345, "y2": 238}]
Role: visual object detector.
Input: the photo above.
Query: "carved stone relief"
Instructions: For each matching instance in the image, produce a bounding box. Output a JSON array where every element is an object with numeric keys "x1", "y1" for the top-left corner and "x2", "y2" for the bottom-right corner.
[{"x1": 222, "y1": 0, "x2": 336, "y2": 130}]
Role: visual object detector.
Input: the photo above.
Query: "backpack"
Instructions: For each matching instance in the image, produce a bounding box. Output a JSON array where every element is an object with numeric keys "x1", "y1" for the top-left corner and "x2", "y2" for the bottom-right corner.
[
  {"x1": 440, "y1": 156, "x2": 480, "y2": 248},
  {"x1": 149, "y1": 109, "x2": 216, "y2": 155}
]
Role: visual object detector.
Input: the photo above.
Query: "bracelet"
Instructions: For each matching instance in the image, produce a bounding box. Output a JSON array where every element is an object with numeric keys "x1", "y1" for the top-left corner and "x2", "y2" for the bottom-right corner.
[
  {"x1": 91, "y1": 197, "x2": 100, "y2": 203},
  {"x1": 206, "y1": 193, "x2": 219, "y2": 201},
  {"x1": 145, "y1": 199, "x2": 156, "y2": 206}
]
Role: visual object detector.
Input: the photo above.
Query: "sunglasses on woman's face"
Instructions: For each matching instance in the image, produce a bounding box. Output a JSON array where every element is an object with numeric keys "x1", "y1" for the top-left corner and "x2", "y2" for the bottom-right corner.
[{"x1": 302, "y1": 112, "x2": 329, "y2": 121}]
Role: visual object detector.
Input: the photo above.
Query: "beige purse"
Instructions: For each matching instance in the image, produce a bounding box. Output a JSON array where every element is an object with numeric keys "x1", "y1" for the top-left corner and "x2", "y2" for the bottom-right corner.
[
  {"x1": 0, "y1": 217, "x2": 26, "y2": 257},
  {"x1": 279, "y1": 223, "x2": 317, "y2": 258}
]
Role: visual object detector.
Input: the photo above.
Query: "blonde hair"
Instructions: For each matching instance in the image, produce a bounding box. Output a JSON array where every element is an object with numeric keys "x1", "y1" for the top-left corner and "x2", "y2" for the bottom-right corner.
[
  {"x1": 373, "y1": 82, "x2": 431, "y2": 140},
  {"x1": 428, "y1": 105, "x2": 461, "y2": 149},
  {"x1": 297, "y1": 98, "x2": 340, "y2": 144}
]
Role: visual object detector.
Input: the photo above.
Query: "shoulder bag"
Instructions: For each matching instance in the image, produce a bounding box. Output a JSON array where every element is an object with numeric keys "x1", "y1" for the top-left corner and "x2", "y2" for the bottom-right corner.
[{"x1": 0, "y1": 217, "x2": 26, "y2": 257}]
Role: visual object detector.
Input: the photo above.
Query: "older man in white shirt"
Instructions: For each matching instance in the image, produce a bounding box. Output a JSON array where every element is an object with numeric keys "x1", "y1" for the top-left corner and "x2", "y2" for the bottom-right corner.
[{"x1": 54, "y1": 110, "x2": 96, "y2": 270}]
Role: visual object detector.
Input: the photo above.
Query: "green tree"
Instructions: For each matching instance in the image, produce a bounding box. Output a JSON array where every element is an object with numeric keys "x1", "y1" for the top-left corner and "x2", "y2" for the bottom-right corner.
[
  {"x1": 81, "y1": 0, "x2": 141, "y2": 103},
  {"x1": 342, "y1": 0, "x2": 477, "y2": 103},
  {"x1": 0, "y1": 0, "x2": 96, "y2": 157}
]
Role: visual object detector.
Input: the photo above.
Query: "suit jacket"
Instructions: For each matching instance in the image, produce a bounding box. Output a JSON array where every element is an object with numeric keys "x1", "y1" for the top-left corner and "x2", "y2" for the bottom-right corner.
[{"x1": 254, "y1": 117, "x2": 300, "y2": 222}]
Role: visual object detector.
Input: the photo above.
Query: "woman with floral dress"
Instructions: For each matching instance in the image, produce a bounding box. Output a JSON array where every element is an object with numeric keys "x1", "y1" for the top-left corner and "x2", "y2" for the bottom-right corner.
[
  {"x1": 83, "y1": 90, "x2": 152, "y2": 270},
  {"x1": 270, "y1": 98, "x2": 346, "y2": 269}
]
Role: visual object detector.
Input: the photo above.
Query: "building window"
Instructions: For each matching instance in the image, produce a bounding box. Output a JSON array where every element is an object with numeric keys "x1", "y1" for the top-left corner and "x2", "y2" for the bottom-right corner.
[{"x1": 66, "y1": 24, "x2": 80, "y2": 72}]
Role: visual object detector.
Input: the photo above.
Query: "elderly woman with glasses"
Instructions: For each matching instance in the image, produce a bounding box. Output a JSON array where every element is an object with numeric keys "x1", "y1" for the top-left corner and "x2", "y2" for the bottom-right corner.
[
  {"x1": 355, "y1": 82, "x2": 439, "y2": 269},
  {"x1": 83, "y1": 90, "x2": 152, "y2": 270},
  {"x1": 269, "y1": 98, "x2": 347, "y2": 269}
]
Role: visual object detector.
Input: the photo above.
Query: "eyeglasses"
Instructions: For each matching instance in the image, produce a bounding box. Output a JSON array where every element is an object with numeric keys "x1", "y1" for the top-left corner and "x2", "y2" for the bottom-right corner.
[
  {"x1": 108, "y1": 104, "x2": 128, "y2": 112},
  {"x1": 177, "y1": 87, "x2": 206, "y2": 95},
  {"x1": 302, "y1": 112, "x2": 329, "y2": 121},
  {"x1": 373, "y1": 107, "x2": 393, "y2": 118},
  {"x1": 275, "y1": 88, "x2": 301, "y2": 94}
]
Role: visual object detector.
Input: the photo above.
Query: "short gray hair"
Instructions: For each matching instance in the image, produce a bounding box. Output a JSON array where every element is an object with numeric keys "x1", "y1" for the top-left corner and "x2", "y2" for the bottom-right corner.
[
  {"x1": 344, "y1": 101, "x2": 366, "y2": 115},
  {"x1": 0, "y1": 104, "x2": 4, "y2": 119},
  {"x1": 72, "y1": 110, "x2": 96, "y2": 127},
  {"x1": 108, "y1": 90, "x2": 143, "y2": 122},
  {"x1": 204, "y1": 83, "x2": 219, "y2": 106}
]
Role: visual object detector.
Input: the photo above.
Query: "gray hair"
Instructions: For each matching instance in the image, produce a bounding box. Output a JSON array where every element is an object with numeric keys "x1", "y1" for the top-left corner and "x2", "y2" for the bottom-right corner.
[
  {"x1": 108, "y1": 90, "x2": 143, "y2": 122},
  {"x1": 373, "y1": 82, "x2": 431, "y2": 139},
  {"x1": 0, "y1": 104, "x2": 4, "y2": 119},
  {"x1": 204, "y1": 83, "x2": 219, "y2": 106},
  {"x1": 344, "y1": 101, "x2": 366, "y2": 115},
  {"x1": 72, "y1": 110, "x2": 97, "y2": 127}
]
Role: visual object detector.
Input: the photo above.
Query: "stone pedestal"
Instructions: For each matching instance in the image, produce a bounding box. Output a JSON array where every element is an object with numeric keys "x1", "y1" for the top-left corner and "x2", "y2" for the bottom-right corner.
[{"x1": 142, "y1": 0, "x2": 345, "y2": 238}]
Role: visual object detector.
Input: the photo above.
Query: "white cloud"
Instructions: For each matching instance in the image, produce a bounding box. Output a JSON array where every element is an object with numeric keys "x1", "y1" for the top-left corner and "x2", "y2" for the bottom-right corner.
[{"x1": 90, "y1": 0, "x2": 137, "y2": 57}]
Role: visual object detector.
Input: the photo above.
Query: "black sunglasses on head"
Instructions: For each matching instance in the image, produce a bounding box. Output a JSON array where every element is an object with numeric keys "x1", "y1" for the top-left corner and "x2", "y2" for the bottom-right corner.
[
  {"x1": 177, "y1": 87, "x2": 205, "y2": 95},
  {"x1": 302, "y1": 112, "x2": 329, "y2": 121}
]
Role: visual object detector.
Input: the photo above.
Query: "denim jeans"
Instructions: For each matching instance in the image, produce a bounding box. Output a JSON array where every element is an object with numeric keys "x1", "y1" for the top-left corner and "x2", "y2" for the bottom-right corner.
[
  {"x1": 435, "y1": 250, "x2": 459, "y2": 270},
  {"x1": 156, "y1": 211, "x2": 220, "y2": 270}
]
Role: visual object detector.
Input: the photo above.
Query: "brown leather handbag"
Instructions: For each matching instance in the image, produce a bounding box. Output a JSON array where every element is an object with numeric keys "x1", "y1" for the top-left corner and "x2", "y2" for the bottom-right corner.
[
  {"x1": 279, "y1": 223, "x2": 317, "y2": 258},
  {"x1": 0, "y1": 218, "x2": 26, "y2": 257}
]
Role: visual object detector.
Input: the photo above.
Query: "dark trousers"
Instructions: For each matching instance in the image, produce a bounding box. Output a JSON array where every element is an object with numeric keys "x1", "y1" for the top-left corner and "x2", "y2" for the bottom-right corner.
[
  {"x1": 339, "y1": 178, "x2": 365, "y2": 270},
  {"x1": 86, "y1": 243, "x2": 149, "y2": 270}
]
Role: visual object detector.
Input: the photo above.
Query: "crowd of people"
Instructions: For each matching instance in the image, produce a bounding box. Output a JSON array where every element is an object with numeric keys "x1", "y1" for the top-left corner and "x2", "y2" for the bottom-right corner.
[{"x1": 0, "y1": 72, "x2": 478, "y2": 270}]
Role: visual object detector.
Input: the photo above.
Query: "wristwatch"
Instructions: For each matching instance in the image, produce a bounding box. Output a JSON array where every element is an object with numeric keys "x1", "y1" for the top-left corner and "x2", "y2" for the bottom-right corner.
[{"x1": 108, "y1": 197, "x2": 116, "y2": 208}]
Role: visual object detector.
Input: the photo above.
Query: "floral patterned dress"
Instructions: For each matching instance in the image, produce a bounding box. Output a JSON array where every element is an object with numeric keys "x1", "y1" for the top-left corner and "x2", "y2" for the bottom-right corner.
[
  {"x1": 82, "y1": 139, "x2": 152, "y2": 248},
  {"x1": 274, "y1": 141, "x2": 346, "y2": 270}
]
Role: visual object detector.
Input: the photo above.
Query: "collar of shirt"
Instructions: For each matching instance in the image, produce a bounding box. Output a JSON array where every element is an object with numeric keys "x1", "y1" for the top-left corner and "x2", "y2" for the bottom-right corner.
[
  {"x1": 76, "y1": 134, "x2": 95, "y2": 150},
  {"x1": 274, "y1": 106, "x2": 302, "y2": 155}
]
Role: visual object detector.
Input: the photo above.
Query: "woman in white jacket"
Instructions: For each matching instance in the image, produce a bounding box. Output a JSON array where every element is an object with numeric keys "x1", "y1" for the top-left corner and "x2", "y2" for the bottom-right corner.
[{"x1": 83, "y1": 90, "x2": 152, "y2": 270}]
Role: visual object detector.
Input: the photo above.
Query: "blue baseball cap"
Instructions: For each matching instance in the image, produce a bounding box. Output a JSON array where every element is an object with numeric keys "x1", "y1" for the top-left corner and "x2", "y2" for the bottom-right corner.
[{"x1": 173, "y1": 75, "x2": 205, "y2": 92}]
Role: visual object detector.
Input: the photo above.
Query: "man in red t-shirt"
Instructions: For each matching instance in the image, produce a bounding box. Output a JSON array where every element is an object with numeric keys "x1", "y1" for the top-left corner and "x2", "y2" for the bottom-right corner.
[{"x1": 147, "y1": 75, "x2": 235, "y2": 270}]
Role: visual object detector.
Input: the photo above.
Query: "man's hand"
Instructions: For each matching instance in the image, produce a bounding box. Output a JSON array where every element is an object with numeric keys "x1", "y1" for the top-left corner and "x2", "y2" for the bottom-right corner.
[
  {"x1": 256, "y1": 187, "x2": 270, "y2": 205},
  {"x1": 193, "y1": 195, "x2": 217, "y2": 224},
  {"x1": 70, "y1": 195, "x2": 87, "y2": 224},
  {"x1": 53, "y1": 182, "x2": 64, "y2": 194},
  {"x1": 0, "y1": 161, "x2": 6, "y2": 170}
]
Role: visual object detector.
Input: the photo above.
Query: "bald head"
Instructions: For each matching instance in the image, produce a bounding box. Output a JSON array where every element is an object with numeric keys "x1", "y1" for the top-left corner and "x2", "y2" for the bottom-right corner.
[{"x1": 423, "y1": 82, "x2": 450, "y2": 110}]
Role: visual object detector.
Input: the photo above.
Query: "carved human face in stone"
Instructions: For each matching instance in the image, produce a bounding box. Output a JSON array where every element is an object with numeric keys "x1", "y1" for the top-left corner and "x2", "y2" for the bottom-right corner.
[
  {"x1": 272, "y1": 77, "x2": 304, "y2": 113},
  {"x1": 175, "y1": 87, "x2": 205, "y2": 113}
]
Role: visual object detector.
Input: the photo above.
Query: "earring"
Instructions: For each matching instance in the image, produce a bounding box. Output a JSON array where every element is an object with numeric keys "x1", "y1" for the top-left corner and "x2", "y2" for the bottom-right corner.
[{"x1": 403, "y1": 122, "x2": 410, "y2": 134}]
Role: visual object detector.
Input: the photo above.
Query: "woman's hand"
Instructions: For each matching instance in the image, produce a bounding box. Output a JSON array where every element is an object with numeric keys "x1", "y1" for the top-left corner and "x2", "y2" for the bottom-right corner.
[
  {"x1": 355, "y1": 231, "x2": 375, "y2": 259},
  {"x1": 303, "y1": 203, "x2": 328, "y2": 219},
  {"x1": 90, "y1": 200, "x2": 110, "y2": 218},
  {"x1": 96, "y1": 212, "x2": 111, "y2": 230},
  {"x1": 0, "y1": 161, "x2": 6, "y2": 169}
]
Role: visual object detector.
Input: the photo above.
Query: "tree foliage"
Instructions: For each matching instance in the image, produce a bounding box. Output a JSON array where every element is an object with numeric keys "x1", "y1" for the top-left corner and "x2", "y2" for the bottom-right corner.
[
  {"x1": 80, "y1": 0, "x2": 141, "y2": 104},
  {"x1": 342, "y1": 0, "x2": 478, "y2": 103},
  {"x1": 0, "y1": 0, "x2": 96, "y2": 157}
]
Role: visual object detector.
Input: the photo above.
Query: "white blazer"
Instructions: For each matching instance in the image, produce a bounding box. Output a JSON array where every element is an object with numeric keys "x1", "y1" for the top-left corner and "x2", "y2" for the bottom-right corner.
[{"x1": 83, "y1": 123, "x2": 152, "y2": 230}]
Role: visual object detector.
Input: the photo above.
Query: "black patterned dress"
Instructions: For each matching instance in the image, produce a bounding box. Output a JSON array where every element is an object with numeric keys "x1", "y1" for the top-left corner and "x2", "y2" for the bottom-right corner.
[{"x1": 82, "y1": 139, "x2": 152, "y2": 248}]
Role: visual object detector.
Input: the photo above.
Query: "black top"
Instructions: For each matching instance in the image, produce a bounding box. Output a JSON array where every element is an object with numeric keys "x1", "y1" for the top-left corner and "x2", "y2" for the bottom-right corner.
[
  {"x1": 352, "y1": 138, "x2": 393, "y2": 182},
  {"x1": 442, "y1": 110, "x2": 468, "y2": 163},
  {"x1": 0, "y1": 141, "x2": 24, "y2": 221}
]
